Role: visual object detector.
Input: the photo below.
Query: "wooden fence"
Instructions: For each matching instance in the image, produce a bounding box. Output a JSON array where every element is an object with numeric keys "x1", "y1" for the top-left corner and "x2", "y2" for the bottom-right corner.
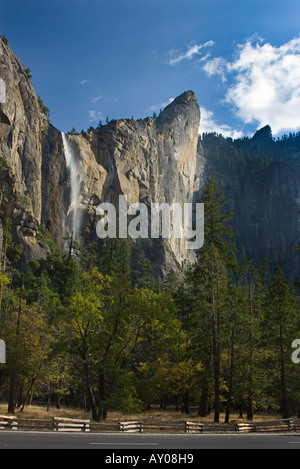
[
  {"x1": 0, "y1": 415, "x2": 18, "y2": 430},
  {"x1": 0, "y1": 416, "x2": 299, "y2": 434},
  {"x1": 185, "y1": 421, "x2": 204, "y2": 433},
  {"x1": 119, "y1": 421, "x2": 143, "y2": 433},
  {"x1": 236, "y1": 418, "x2": 295, "y2": 433},
  {"x1": 54, "y1": 417, "x2": 90, "y2": 432}
]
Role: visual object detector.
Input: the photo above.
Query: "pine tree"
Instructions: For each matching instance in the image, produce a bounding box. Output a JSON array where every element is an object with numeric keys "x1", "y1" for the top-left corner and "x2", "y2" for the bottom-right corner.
[
  {"x1": 134, "y1": 251, "x2": 154, "y2": 289},
  {"x1": 262, "y1": 266, "x2": 298, "y2": 418},
  {"x1": 186, "y1": 176, "x2": 236, "y2": 422},
  {"x1": 223, "y1": 281, "x2": 246, "y2": 423},
  {"x1": 198, "y1": 175, "x2": 236, "y2": 270},
  {"x1": 240, "y1": 260, "x2": 263, "y2": 420},
  {"x1": 99, "y1": 237, "x2": 131, "y2": 278}
]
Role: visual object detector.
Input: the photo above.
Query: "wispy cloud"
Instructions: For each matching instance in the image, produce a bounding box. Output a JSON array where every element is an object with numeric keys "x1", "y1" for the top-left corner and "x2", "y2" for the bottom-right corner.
[
  {"x1": 202, "y1": 57, "x2": 228, "y2": 82},
  {"x1": 199, "y1": 106, "x2": 243, "y2": 140},
  {"x1": 202, "y1": 36, "x2": 300, "y2": 135},
  {"x1": 147, "y1": 97, "x2": 174, "y2": 114},
  {"x1": 80, "y1": 79, "x2": 90, "y2": 85},
  {"x1": 91, "y1": 95, "x2": 102, "y2": 103},
  {"x1": 167, "y1": 40, "x2": 214, "y2": 66},
  {"x1": 88, "y1": 109, "x2": 105, "y2": 123}
]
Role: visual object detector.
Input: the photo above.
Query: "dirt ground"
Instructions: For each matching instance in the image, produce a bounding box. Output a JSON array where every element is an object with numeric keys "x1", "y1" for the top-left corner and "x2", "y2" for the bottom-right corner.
[{"x1": 0, "y1": 403, "x2": 283, "y2": 423}]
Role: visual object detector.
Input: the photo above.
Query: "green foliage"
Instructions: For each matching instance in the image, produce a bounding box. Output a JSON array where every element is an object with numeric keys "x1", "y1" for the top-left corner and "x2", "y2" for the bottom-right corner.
[
  {"x1": 17, "y1": 192, "x2": 30, "y2": 207},
  {"x1": 24, "y1": 67, "x2": 32, "y2": 80},
  {"x1": 98, "y1": 237, "x2": 131, "y2": 277},
  {"x1": 37, "y1": 95, "x2": 50, "y2": 118},
  {"x1": 0, "y1": 157, "x2": 11, "y2": 171},
  {"x1": 2, "y1": 218, "x2": 23, "y2": 267},
  {"x1": 198, "y1": 175, "x2": 237, "y2": 269},
  {"x1": 1, "y1": 35, "x2": 9, "y2": 45},
  {"x1": 0, "y1": 181, "x2": 299, "y2": 420},
  {"x1": 37, "y1": 224, "x2": 60, "y2": 255},
  {"x1": 200, "y1": 132, "x2": 271, "y2": 176}
]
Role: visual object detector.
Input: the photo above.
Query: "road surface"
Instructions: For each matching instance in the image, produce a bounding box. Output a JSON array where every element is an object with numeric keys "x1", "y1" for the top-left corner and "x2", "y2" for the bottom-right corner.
[{"x1": 0, "y1": 430, "x2": 300, "y2": 450}]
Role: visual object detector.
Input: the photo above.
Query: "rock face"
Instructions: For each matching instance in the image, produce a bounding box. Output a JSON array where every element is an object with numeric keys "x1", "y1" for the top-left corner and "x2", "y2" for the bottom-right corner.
[
  {"x1": 46, "y1": 91, "x2": 200, "y2": 275},
  {"x1": 0, "y1": 36, "x2": 50, "y2": 267},
  {"x1": 0, "y1": 37, "x2": 200, "y2": 275},
  {"x1": 0, "y1": 36, "x2": 299, "y2": 280},
  {"x1": 197, "y1": 132, "x2": 300, "y2": 280}
]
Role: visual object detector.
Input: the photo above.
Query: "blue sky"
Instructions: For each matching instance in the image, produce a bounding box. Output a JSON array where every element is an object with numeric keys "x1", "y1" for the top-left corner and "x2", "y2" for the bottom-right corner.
[{"x1": 1, "y1": 0, "x2": 300, "y2": 138}]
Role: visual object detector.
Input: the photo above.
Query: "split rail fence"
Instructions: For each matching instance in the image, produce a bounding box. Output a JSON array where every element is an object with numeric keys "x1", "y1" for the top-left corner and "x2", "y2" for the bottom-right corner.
[{"x1": 0, "y1": 415, "x2": 299, "y2": 434}]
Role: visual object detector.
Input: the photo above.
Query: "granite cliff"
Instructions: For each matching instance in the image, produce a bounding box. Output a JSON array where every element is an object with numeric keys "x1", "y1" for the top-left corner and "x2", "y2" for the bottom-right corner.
[
  {"x1": 0, "y1": 37, "x2": 200, "y2": 275},
  {"x1": 42, "y1": 89, "x2": 200, "y2": 275},
  {"x1": 0, "y1": 36, "x2": 50, "y2": 266},
  {"x1": 197, "y1": 127, "x2": 300, "y2": 280},
  {"x1": 0, "y1": 36, "x2": 299, "y2": 280}
]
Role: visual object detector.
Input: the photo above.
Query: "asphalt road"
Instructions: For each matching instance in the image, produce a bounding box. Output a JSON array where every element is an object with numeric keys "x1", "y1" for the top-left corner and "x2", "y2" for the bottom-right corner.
[{"x1": 0, "y1": 430, "x2": 300, "y2": 451}]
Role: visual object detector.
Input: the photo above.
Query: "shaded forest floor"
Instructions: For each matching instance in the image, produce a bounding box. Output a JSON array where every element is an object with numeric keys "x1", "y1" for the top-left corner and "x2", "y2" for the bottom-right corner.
[{"x1": 0, "y1": 403, "x2": 284, "y2": 423}]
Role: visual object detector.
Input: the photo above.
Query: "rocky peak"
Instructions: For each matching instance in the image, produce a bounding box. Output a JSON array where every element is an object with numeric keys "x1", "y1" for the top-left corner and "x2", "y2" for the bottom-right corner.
[
  {"x1": 156, "y1": 90, "x2": 199, "y2": 128},
  {"x1": 252, "y1": 125, "x2": 273, "y2": 144}
]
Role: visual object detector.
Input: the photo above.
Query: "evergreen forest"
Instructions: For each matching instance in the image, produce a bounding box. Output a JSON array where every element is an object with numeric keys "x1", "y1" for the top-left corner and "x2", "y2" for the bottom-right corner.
[{"x1": 0, "y1": 176, "x2": 299, "y2": 423}]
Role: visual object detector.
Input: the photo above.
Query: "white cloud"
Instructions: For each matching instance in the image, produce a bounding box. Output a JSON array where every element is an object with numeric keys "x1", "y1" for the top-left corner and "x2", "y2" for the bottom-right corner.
[
  {"x1": 202, "y1": 57, "x2": 228, "y2": 82},
  {"x1": 91, "y1": 95, "x2": 102, "y2": 103},
  {"x1": 226, "y1": 37, "x2": 300, "y2": 134},
  {"x1": 202, "y1": 36, "x2": 300, "y2": 135},
  {"x1": 199, "y1": 106, "x2": 243, "y2": 140},
  {"x1": 147, "y1": 98, "x2": 174, "y2": 114},
  {"x1": 80, "y1": 79, "x2": 89, "y2": 85},
  {"x1": 167, "y1": 40, "x2": 214, "y2": 66},
  {"x1": 89, "y1": 110, "x2": 105, "y2": 123}
]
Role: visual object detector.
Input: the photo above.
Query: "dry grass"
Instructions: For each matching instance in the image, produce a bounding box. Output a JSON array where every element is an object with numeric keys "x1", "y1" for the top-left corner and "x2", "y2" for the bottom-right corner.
[
  {"x1": 0, "y1": 402, "x2": 282, "y2": 423},
  {"x1": 0, "y1": 403, "x2": 90, "y2": 420}
]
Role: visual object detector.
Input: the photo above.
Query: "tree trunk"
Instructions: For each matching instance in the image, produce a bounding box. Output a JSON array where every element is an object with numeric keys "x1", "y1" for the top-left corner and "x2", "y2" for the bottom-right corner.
[
  {"x1": 7, "y1": 374, "x2": 16, "y2": 414},
  {"x1": 8, "y1": 280, "x2": 23, "y2": 415},
  {"x1": 82, "y1": 361, "x2": 98, "y2": 421},
  {"x1": 20, "y1": 371, "x2": 40, "y2": 412},
  {"x1": 87, "y1": 384, "x2": 98, "y2": 421},
  {"x1": 98, "y1": 373, "x2": 107, "y2": 421},
  {"x1": 279, "y1": 322, "x2": 289, "y2": 418},
  {"x1": 246, "y1": 268, "x2": 254, "y2": 421},
  {"x1": 246, "y1": 391, "x2": 253, "y2": 421},
  {"x1": 212, "y1": 270, "x2": 220, "y2": 424},
  {"x1": 225, "y1": 320, "x2": 235, "y2": 423},
  {"x1": 182, "y1": 392, "x2": 189, "y2": 414},
  {"x1": 198, "y1": 384, "x2": 208, "y2": 417}
]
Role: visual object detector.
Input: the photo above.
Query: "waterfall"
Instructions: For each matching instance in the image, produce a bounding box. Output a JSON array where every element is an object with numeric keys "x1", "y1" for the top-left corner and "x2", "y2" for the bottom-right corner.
[{"x1": 61, "y1": 132, "x2": 81, "y2": 242}]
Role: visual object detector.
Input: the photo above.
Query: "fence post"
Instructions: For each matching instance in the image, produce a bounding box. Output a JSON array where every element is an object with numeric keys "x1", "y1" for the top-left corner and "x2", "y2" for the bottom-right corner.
[
  {"x1": 0, "y1": 415, "x2": 18, "y2": 430},
  {"x1": 119, "y1": 421, "x2": 143, "y2": 433},
  {"x1": 185, "y1": 421, "x2": 204, "y2": 433},
  {"x1": 53, "y1": 417, "x2": 90, "y2": 432},
  {"x1": 288, "y1": 418, "x2": 295, "y2": 431}
]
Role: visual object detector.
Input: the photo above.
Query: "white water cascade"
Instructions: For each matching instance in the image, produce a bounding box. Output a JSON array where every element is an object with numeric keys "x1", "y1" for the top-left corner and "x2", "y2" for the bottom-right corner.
[{"x1": 61, "y1": 132, "x2": 81, "y2": 242}]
